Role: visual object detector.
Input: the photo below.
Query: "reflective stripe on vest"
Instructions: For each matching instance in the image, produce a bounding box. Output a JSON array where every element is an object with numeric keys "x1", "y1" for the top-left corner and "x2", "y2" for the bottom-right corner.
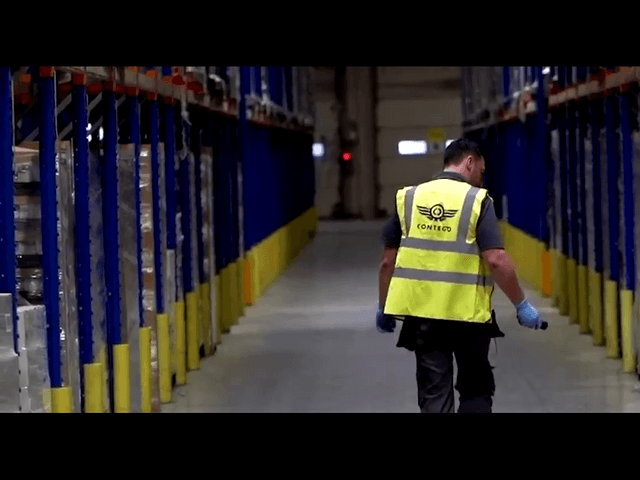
[
  {"x1": 404, "y1": 186, "x2": 417, "y2": 237},
  {"x1": 393, "y1": 267, "x2": 494, "y2": 287}
]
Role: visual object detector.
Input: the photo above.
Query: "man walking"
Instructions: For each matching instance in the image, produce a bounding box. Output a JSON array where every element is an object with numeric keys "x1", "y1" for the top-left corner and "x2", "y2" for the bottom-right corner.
[{"x1": 377, "y1": 138, "x2": 544, "y2": 413}]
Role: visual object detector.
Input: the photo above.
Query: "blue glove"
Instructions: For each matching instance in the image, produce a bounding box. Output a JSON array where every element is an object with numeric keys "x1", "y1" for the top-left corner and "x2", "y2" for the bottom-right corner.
[
  {"x1": 515, "y1": 298, "x2": 543, "y2": 329},
  {"x1": 376, "y1": 305, "x2": 396, "y2": 333}
]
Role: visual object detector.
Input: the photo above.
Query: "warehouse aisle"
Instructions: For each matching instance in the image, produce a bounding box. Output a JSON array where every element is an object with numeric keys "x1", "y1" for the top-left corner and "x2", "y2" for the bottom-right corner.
[{"x1": 163, "y1": 220, "x2": 640, "y2": 413}]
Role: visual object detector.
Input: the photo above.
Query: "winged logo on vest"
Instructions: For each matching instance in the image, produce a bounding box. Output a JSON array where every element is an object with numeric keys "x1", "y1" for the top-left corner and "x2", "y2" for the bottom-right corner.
[{"x1": 417, "y1": 204, "x2": 458, "y2": 221}]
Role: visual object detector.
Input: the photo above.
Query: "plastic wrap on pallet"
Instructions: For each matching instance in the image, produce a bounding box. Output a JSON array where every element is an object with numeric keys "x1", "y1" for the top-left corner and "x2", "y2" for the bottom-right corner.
[
  {"x1": 0, "y1": 295, "x2": 19, "y2": 413},
  {"x1": 18, "y1": 305, "x2": 51, "y2": 412},
  {"x1": 139, "y1": 145, "x2": 161, "y2": 411},
  {"x1": 117, "y1": 144, "x2": 141, "y2": 412},
  {"x1": 201, "y1": 150, "x2": 212, "y2": 283},
  {"x1": 155, "y1": 142, "x2": 166, "y2": 409},
  {"x1": 158, "y1": 143, "x2": 172, "y2": 376},
  {"x1": 56, "y1": 141, "x2": 80, "y2": 412},
  {"x1": 201, "y1": 148, "x2": 216, "y2": 345},
  {"x1": 17, "y1": 303, "x2": 29, "y2": 411},
  {"x1": 600, "y1": 130, "x2": 610, "y2": 277},
  {"x1": 14, "y1": 145, "x2": 43, "y2": 306},
  {"x1": 139, "y1": 146, "x2": 155, "y2": 318},
  {"x1": 175, "y1": 151, "x2": 184, "y2": 303},
  {"x1": 565, "y1": 120, "x2": 576, "y2": 262},
  {"x1": 89, "y1": 149, "x2": 109, "y2": 410},
  {"x1": 188, "y1": 152, "x2": 201, "y2": 343},
  {"x1": 229, "y1": 67, "x2": 240, "y2": 101},
  {"x1": 158, "y1": 142, "x2": 168, "y2": 306},
  {"x1": 165, "y1": 151, "x2": 177, "y2": 377},
  {"x1": 190, "y1": 152, "x2": 198, "y2": 292}
]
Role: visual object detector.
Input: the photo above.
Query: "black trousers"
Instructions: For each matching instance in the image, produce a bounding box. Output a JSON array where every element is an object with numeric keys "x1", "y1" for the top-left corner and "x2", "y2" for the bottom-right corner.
[{"x1": 397, "y1": 314, "x2": 503, "y2": 414}]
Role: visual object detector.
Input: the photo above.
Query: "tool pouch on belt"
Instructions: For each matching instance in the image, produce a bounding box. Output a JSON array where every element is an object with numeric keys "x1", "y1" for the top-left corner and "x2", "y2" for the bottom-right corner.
[{"x1": 488, "y1": 310, "x2": 505, "y2": 338}]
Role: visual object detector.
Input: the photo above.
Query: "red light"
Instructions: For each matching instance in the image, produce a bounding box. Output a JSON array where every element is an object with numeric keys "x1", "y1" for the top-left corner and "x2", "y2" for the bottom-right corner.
[{"x1": 342, "y1": 152, "x2": 352, "y2": 161}]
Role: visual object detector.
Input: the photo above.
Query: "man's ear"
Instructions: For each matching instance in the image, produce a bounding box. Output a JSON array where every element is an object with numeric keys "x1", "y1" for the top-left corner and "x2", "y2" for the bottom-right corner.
[{"x1": 465, "y1": 155, "x2": 473, "y2": 170}]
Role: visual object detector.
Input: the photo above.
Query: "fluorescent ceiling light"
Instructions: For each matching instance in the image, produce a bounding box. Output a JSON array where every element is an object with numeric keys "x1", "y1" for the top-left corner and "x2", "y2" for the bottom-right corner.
[{"x1": 398, "y1": 140, "x2": 427, "y2": 155}]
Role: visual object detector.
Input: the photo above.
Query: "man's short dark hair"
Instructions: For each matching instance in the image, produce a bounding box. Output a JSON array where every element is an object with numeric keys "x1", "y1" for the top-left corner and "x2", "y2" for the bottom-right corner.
[{"x1": 443, "y1": 138, "x2": 483, "y2": 168}]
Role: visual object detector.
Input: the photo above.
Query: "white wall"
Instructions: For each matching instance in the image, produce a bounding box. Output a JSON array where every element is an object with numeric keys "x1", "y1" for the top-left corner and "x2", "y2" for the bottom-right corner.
[
  {"x1": 377, "y1": 67, "x2": 462, "y2": 216},
  {"x1": 310, "y1": 68, "x2": 340, "y2": 219},
  {"x1": 310, "y1": 66, "x2": 463, "y2": 219}
]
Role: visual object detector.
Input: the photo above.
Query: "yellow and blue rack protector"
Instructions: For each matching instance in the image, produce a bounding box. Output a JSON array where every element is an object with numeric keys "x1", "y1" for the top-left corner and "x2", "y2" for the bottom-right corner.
[
  {"x1": 184, "y1": 149, "x2": 200, "y2": 371},
  {"x1": 32, "y1": 102, "x2": 81, "y2": 412},
  {"x1": 118, "y1": 143, "x2": 142, "y2": 413},
  {"x1": 618, "y1": 94, "x2": 636, "y2": 373},
  {"x1": 584, "y1": 104, "x2": 602, "y2": 341},
  {"x1": 146, "y1": 98, "x2": 170, "y2": 406},
  {"x1": 586, "y1": 100, "x2": 606, "y2": 346},
  {"x1": 67, "y1": 76, "x2": 109, "y2": 413},
  {"x1": 633, "y1": 130, "x2": 640, "y2": 374},
  {"x1": 140, "y1": 141, "x2": 164, "y2": 407},
  {"x1": 162, "y1": 101, "x2": 179, "y2": 384},
  {"x1": 603, "y1": 95, "x2": 620, "y2": 359}
]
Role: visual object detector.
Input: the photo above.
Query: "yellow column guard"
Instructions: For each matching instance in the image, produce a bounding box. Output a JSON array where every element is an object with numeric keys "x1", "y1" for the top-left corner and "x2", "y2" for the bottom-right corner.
[
  {"x1": 589, "y1": 270, "x2": 604, "y2": 346},
  {"x1": 577, "y1": 264, "x2": 590, "y2": 334},
  {"x1": 175, "y1": 300, "x2": 187, "y2": 385},
  {"x1": 113, "y1": 344, "x2": 131, "y2": 413},
  {"x1": 140, "y1": 326, "x2": 154, "y2": 411},
  {"x1": 186, "y1": 290, "x2": 200, "y2": 371},
  {"x1": 84, "y1": 363, "x2": 104, "y2": 413},
  {"x1": 604, "y1": 279, "x2": 620, "y2": 359},
  {"x1": 51, "y1": 387, "x2": 73, "y2": 413},
  {"x1": 155, "y1": 314, "x2": 172, "y2": 404},
  {"x1": 620, "y1": 289, "x2": 636, "y2": 372}
]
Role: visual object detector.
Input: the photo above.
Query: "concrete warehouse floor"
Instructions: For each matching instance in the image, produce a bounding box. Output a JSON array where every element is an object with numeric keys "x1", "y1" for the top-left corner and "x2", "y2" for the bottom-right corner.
[{"x1": 162, "y1": 220, "x2": 640, "y2": 413}]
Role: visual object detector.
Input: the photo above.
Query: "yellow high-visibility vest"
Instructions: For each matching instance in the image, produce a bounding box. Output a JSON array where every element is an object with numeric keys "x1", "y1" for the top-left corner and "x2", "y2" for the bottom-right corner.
[{"x1": 383, "y1": 178, "x2": 494, "y2": 323}]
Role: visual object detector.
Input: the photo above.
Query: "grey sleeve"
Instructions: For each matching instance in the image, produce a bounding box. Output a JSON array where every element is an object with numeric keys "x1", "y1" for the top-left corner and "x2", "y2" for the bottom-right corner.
[
  {"x1": 381, "y1": 211, "x2": 402, "y2": 248},
  {"x1": 476, "y1": 196, "x2": 504, "y2": 251}
]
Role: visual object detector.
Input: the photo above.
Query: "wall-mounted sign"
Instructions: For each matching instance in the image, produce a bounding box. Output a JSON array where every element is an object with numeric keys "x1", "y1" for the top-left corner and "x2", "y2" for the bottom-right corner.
[{"x1": 427, "y1": 128, "x2": 446, "y2": 144}]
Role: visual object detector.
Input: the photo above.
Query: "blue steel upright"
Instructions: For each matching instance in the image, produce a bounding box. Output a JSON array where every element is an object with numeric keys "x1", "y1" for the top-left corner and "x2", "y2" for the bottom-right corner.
[
  {"x1": 536, "y1": 66, "x2": 549, "y2": 246},
  {"x1": 590, "y1": 100, "x2": 604, "y2": 277},
  {"x1": 239, "y1": 67, "x2": 251, "y2": 253},
  {"x1": 578, "y1": 102, "x2": 589, "y2": 271},
  {"x1": 179, "y1": 116, "x2": 193, "y2": 296},
  {"x1": 128, "y1": 94, "x2": 144, "y2": 327},
  {"x1": 605, "y1": 95, "x2": 620, "y2": 286},
  {"x1": 103, "y1": 87, "x2": 122, "y2": 411},
  {"x1": 164, "y1": 103, "x2": 177, "y2": 253},
  {"x1": 0, "y1": 67, "x2": 17, "y2": 352},
  {"x1": 192, "y1": 117, "x2": 205, "y2": 286},
  {"x1": 558, "y1": 105, "x2": 569, "y2": 262},
  {"x1": 38, "y1": 70, "x2": 62, "y2": 389},
  {"x1": 150, "y1": 100, "x2": 163, "y2": 314},
  {"x1": 619, "y1": 92, "x2": 635, "y2": 293},
  {"x1": 72, "y1": 78, "x2": 93, "y2": 371},
  {"x1": 568, "y1": 100, "x2": 579, "y2": 274}
]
